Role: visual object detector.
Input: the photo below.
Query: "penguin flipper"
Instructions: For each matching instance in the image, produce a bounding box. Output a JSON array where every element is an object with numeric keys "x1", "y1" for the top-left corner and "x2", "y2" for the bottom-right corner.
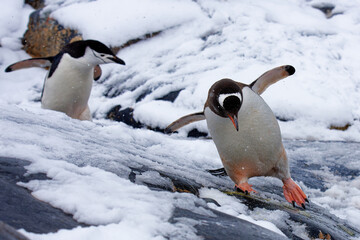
[
  {"x1": 165, "y1": 112, "x2": 205, "y2": 133},
  {"x1": 249, "y1": 65, "x2": 295, "y2": 95},
  {"x1": 5, "y1": 57, "x2": 54, "y2": 72},
  {"x1": 93, "y1": 65, "x2": 102, "y2": 81}
]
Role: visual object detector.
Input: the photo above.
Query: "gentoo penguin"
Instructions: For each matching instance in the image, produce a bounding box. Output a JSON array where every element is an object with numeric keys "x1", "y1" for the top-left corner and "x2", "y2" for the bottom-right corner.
[
  {"x1": 166, "y1": 65, "x2": 308, "y2": 208},
  {"x1": 5, "y1": 40, "x2": 125, "y2": 120}
]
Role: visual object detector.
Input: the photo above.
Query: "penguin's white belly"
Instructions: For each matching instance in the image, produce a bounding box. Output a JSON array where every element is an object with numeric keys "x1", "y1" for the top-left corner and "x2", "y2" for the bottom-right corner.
[
  {"x1": 41, "y1": 57, "x2": 93, "y2": 119},
  {"x1": 204, "y1": 87, "x2": 282, "y2": 182}
]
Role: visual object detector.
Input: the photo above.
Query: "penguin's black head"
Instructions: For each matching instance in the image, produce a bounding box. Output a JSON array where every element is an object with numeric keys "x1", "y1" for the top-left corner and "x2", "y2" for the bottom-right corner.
[
  {"x1": 208, "y1": 78, "x2": 243, "y2": 131},
  {"x1": 62, "y1": 40, "x2": 125, "y2": 65}
]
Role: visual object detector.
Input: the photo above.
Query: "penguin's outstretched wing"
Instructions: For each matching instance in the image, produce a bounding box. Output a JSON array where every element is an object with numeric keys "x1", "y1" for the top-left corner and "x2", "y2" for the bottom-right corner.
[
  {"x1": 165, "y1": 112, "x2": 205, "y2": 133},
  {"x1": 5, "y1": 57, "x2": 53, "y2": 72},
  {"x1": 5, "y1": 57, "x2": 102, "y2": 81},
  {"x1": 249, "y1": 65, "x2": 295, "y2": 95}
]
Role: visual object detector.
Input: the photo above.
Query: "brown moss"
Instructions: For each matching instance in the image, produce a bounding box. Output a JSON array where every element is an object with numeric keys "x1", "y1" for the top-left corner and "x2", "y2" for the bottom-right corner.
[
  {"x1": 329, "y1": 123, "x2": 351, "y2": 131},
  {"x1": 111, "y1": 31, "x2": 161, "y2": 54}
]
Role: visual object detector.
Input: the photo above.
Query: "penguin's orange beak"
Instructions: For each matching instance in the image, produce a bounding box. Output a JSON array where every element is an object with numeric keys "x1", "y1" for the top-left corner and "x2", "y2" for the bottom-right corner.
[{"x1": 227, "y1": 114, "x2": 239, "y2": 131}]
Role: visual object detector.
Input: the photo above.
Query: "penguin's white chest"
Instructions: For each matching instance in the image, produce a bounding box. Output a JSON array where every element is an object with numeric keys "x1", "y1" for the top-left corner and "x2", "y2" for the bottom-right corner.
[
  {"x1": 204, "y1": 87, "x2": 282, "y2": 181},
  {"x1": 41, "y1": 54, "x2": 94, "y2": 119}
]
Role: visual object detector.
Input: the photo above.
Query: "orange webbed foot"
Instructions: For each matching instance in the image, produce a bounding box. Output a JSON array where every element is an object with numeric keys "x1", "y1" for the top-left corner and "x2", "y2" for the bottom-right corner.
[
  {"x1": 235, "y1": 182, "x2": 257, "y2": 194},
  {"x1": 282, "y1": 178, "x2": 308, "y2": 209}
]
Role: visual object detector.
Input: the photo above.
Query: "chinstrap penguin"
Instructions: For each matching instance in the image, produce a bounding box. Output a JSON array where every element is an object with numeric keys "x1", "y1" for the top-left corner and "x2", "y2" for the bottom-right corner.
[
  {"x1": 166, "y1": 65, "x2": 308, "y2": 208},
  {"x1": 5, "y1": 39, "x2": 125, "y2": 120}
]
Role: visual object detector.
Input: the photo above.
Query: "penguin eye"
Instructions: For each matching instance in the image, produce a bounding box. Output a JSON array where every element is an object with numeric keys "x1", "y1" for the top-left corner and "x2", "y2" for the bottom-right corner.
[
  {"x1": 223, "y1": 96, "x2": 241, "y2": 112},
  {"x1": 100, "y1": 54, "x2": 105, "y2": 57}
]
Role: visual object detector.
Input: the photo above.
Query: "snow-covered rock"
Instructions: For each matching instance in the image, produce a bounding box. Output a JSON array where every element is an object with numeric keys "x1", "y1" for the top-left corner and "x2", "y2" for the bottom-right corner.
[{"x1": 1, "y1": 0, "x2": 360, "y2": 239}]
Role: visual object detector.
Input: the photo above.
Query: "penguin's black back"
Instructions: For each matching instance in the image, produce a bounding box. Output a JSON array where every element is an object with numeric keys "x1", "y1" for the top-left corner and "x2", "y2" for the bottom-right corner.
[
  {"x1": 62, "y1": 40, "x2": 113, "y2": 58},
  {"x1": 48, "y1": 40, "x2": 113, "y2": 78}
]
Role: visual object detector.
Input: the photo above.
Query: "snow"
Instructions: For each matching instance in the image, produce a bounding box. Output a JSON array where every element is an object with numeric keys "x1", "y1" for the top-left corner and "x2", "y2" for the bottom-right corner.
[
  {"x1": 47, "y1": 0, "x2": 205, "y2": 47},
  {"x1": 0, "y1": 105, "x2": 218, "y2": 240},
  {"x1": 199, "y1": 188, "x2": 287, "y2": 237},
  {"x1": 312, "y1": 176, "x2": 360, "y2": 227},
  {"x1": 1, "y1": 0, "x2": 360, "y2": 239}
]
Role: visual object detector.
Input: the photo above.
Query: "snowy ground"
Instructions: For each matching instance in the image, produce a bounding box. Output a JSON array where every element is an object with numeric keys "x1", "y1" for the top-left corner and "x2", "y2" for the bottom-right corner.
[{"x1": 1, "y1": 0, "x2": 360, "y2": 239}]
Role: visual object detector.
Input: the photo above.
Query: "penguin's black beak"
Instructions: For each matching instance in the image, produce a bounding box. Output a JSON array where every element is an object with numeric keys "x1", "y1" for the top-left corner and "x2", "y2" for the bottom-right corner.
[
  {"x1": 227, "y1": 114, "x2": 239, "y2": 131},
  {"x1": 109, "y1": 56, "x2": 126, "y2": 65}
]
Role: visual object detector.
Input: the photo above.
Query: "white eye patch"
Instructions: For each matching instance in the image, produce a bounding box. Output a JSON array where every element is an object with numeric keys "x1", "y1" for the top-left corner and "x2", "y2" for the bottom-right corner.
[
  {"x1": 218, "y1": 92, "x2": 242, "y2": 107},
  {"x1": 90, "y1": 50, "x2": 113, "y2": 63},
  {"x1": 92, "y1": 50, "x2": 109, "y2": 59}
]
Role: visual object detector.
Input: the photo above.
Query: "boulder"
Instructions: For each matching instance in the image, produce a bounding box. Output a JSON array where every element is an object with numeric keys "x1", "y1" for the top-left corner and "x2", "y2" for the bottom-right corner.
[
  {"x1": 21, "y1": 4, "x2": 161, "y2": 58},
  {"x1": 0, "y1": 221, "x2": 30, "y2": 240},
  {"x1": 25, "y1": 0, "x2": 45, "y2": 10},
  {"x1": 312, "y1": 3, "x2": 343, "y2": 18},
  {"x1": 1, "y1": 140, "x2": 360, "y2": 239},
  {"x1": 22, "y1": 10, "x2": 82, "y2": 57},
  {"x1": 0, "y1": 157, "x2": 84, "y2": 233}
]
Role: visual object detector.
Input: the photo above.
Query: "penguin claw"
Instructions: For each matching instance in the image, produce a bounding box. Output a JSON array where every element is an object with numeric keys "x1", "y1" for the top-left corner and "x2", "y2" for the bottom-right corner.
[
  {"x1": 235, "y1": 183, "x2": 257, "y2": 194},
  {"x1": 282, "y1": 178, "x2": 308, "y2": 208}
]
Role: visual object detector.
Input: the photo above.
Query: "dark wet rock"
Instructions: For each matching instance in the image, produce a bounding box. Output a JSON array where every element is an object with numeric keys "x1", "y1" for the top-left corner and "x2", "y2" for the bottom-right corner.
[
  {"x1": 201, "y1": 30, "x2": 222, "y2": 42},
  {"x1": 118, "y1": 88, "x2": 181, "y2": 104},
  {"x1": 312, "y1": 3, "x2": 343, "y2": 18},
  {"x1": 207, "y1": 167, "x2": 227, "y2": 177},
  {"x1": 202, "y1": 198, "x2": 221, "y2": 207},
  {"x1": 106, "y1": 89, "x2": 191, "y2": 132},
  {"x1": 129, "y1": 140, "x2": 360, "y2": 239},
  {"x1": 111, "y1": 31, "x2": 161, "y2": 54},
  {"x1": 103, "y1": 86, "x2": 126, "y2": 98},
  {"x1": 171, "y1": 208, "x2": 288, "y2": 240},
  {"x1": 145, "y1": 169, "x2": 355, "y2": 239},
  {"x1": 224, "y1": 191, "x2": 358, "y2": 239},
  {"x1": 106, "y1": 105, "x2": 167, "y2": 133},
  {"x1": 276, "y1": 115, "x2": 294, "y2": 122},
  {"x1": 155, "y1": 90, "x2": 183, "y2": 102},
  {"x1": 129, "y1": 167, "x2": 288, "y2": 239},
  {"x1": 129, "y1": 166, "x2": 201, "y2": 195},
  {"x1": 0, "y1": 157, "x2": 84, "y2": 233},
  {"x1": 139, "y1": 166, "x2": 360, "y2": 240},
  {"x1": 290, "y1": 160, "x2": 327, "y2": 191},
  {"x1": 106, "y1": 106, "x2": 143, "y2": 128},
  {"x1": 0, "y1": 221, "x2": 30, "y2": 240},
  {"x1": 25, "y1": 0, "x2": 45, "y2": 9},
  {"x1": 22, "y1": 10, "x2": 83, "y2": 57},
  {"x1": 169, "y1": 175, "x2": 201, "y2": 196},
  {"x1": 187, "y1": 128, "x2": 208, "y2": 138},
  {"x1": 312, "y1": 3, "x2": 335, "y2": 14},
  {"x1": 2, "y1": 141, "x2": 360, "y2": 239},
  {"x1": 135, "y1": 89, "x2": 152, "y2": 102}
]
